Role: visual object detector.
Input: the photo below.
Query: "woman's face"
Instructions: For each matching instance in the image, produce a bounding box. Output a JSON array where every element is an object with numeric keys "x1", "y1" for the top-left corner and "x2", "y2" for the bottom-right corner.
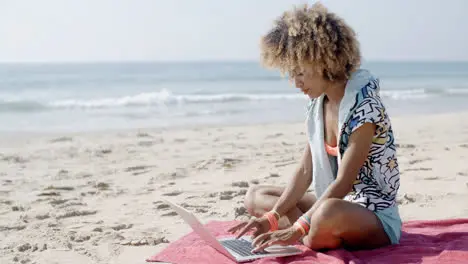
[{"x1": 293, "y1": 65, "x2": 327, "y2": 99}]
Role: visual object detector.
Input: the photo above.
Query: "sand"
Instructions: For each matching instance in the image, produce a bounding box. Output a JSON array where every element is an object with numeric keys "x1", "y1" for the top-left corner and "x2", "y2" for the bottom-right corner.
[{"x1": 1, "y1": 111, "x2": 468, "y2": 264}]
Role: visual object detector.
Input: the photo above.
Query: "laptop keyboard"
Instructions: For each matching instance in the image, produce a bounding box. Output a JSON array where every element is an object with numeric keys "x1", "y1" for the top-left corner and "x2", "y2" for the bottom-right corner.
[{"x1": 220, "y1": 238, "x2": 266, "y2": 257}]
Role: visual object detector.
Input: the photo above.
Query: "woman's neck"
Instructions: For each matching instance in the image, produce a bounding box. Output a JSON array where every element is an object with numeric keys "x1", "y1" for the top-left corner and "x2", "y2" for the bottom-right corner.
[{"x1": 323, "y1": 80, "x2": 347, "y2": 106}]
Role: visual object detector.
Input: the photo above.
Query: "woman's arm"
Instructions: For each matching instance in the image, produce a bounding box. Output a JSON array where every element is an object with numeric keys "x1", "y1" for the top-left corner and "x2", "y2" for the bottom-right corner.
[
  {"x1": 251, "y1": 123, "x2": 378, "y2": 252},
  {"x1": 272, "y1": 143, "x2": 313, "y2": 217},
  {"x1": 302, "y1": 122, "x2": 375, "y2": 219}
]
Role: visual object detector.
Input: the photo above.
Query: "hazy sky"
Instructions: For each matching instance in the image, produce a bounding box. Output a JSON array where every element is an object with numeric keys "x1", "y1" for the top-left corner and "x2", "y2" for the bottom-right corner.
[{"x1": 0, "y1": 0, "x2": 467, "y2": 63}]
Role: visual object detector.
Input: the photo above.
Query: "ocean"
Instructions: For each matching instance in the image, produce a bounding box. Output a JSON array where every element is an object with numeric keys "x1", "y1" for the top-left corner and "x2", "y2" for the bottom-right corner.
[{"x1": 1, "y1": 61, "x2": 467, "y2": 132}]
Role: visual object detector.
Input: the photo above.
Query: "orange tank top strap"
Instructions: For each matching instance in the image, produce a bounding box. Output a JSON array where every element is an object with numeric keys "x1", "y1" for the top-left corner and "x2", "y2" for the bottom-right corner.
[{"x1": 325, "y1": 143, "x2": 338, "y2": 157}]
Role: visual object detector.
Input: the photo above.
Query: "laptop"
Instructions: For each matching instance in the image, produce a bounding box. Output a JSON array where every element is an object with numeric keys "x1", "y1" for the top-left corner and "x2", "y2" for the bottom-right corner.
[{"x1": 163, "y1": 199, "x2": 303, "y2": 263}]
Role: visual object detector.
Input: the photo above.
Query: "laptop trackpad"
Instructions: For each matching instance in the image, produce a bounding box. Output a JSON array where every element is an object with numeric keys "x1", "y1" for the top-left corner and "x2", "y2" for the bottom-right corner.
[{"x1": 265, "y1": 245, "x2": 299, "y2": 254}]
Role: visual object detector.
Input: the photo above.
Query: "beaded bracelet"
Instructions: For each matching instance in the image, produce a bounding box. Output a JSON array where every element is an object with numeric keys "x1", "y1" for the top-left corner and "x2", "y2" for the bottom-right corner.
[
  {"x1": 263, "y1": 210, "x2": 280, "y2": 231},
  {"x1": 293, "y1": 215, "x2": 311, "y2": 236}
]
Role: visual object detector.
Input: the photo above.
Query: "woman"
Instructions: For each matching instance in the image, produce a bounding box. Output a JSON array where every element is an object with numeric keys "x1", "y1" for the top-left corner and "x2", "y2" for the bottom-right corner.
[{"x1": 228, "y1": 3, "x2": 401, "y2": 253}]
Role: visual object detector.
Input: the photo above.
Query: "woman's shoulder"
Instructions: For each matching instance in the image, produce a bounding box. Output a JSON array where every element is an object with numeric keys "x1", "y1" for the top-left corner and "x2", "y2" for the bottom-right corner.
[{"x1": 345, "y1": 72, "x2": 390, "y2": 132}]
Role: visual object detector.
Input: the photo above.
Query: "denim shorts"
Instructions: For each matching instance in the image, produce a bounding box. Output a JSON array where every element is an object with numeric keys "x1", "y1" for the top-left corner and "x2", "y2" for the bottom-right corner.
[{"x1": 374, "y1": 206, "x2": 402, "y2": 244}]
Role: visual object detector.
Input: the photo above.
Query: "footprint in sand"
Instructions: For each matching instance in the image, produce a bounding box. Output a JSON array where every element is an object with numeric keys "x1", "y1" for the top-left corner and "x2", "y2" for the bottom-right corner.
[
  {"x1": 95, "y1": 182, "x2": 110, "y2": 191},
  {"x1": 36, "y1": 214, "x2": 50, "y2": 220},
  {"x1": 161, "y1": 211, "x2": 177, "y2": 217},
  {"x1": 396, "y1": 143, "x2": 416, "y2": 149},
  {"x1": 206, "y1": 192, "x2": 218, "y2": 198},
  {"x1": 234, "y1": 206, "x2": 248, "y2": 218},
  {"x1": 138, "y1": 141, "x2": 156, "y2": 147},
  {"x1": 236, "y1": 189, "x2": 247, "y2": 196},
  {"x1": 2, "y1": 179, "x2": 12, "y2": 185},
  {"x1": 121, "y1": 237, "x2": 169, "y2": 246},
  {"x1": 231, "y1": 181, "x2": 249, "y2": 188},
  {"x1": 0, "y1": 225, "x2": 26, "y2": 232},
  {"x1": 396, "y1": 193, "x2": 416, "y2": 205},
  {"x1": 267, "y1": 173, "x2": 280, "y2": 178},
  {"x1": 156, "y1": 204, "x2": 170, "y2": 210},
  {"x1": 80, "y1": 191, "x2": 97, "y2": 196},
  {"x1": 56, "y1": 210, "x2": 97, "y2": 220},
  {"x1": 193, "y1": 159, "x2": 215, "y2": 170},
  {"x1": 125, "y1": 165, "x2": 155, "y2": 176},
  {"x1": 423, "y1": 176, "x2": 439, "y2": 180},
  {"x1": 219, "y1": 190, "x2": 241, "y2": 200},
  {"x1": 250, "y1": 179, "x2": 260, "y2": 185},
  {"x1": 137, "y1": 132, "x2": 153, "y2": 138},
  {"x1": 1, "y1": 199, "x2": 13, "y2": 206},
  {"x1": 76, "y1": 172, "x2": 93, "y2": 179},
  {"x1": 408, "y1": 158, "x2": 432, "y2": 165},
  {"x1": 181, "y1": 204, "x2": 210, "y2": 214},
  {"x1": 111, "y1": 224, "x2": 133, "y2": 231},
  {"x1": 70, "y1": 234, "x2": 91, "y2": 243},
  {"x1": 162, "y1": 191, "x2": 183, "y2": 197},
  {"x1": 44, "y1": 186, "x2": 75, "y2": 191},
  {"x1": 159, "y1": 170, "x2": 188, "y2": 181},
  {"x1": 218, "y1": 158, "x2": 242, "y2": 169},
  {"x1": 38, "y1": 191, "x2": 61, "y2": 197},
  {"x1": 1, "y1": 154, "x2": 28, "y2": 163},
  {"x1": 94, "y1": 148, "x2": 112, "y2": 156},
  {"x1": 56, "y1": 201, "x2": 87, "y2": 209},
  {"x1": 406, "y1": 167, "x2": 432, "y2": 172},
  {"x1": 11, "y1": 205, "x2": 25, "y2": 212},
  {"x1": 266, "y1": 133, "x2": 284, "y2": 139},
  {"x1": 50, "y1": 198, "x2": 76, "y2": 206},
  {"x1": 180, "y1": 203, "x2": 211, "y2": 213},
  {"x1": 49, "y1": 137, "x2": 73, "y2": 143},
  {"x1": 161, "y1": 182, "x2": 176, "y2": 188}
]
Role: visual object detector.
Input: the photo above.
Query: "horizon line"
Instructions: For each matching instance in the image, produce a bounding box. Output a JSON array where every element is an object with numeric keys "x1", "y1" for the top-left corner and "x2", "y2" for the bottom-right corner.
[{"x1": 1, "y1": 59, "x2": 468, "y2": 65}]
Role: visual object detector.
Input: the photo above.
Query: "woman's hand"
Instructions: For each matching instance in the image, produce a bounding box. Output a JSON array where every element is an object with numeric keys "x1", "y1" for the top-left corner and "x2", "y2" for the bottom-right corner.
[
  {"x1": 228, "y1": 216, "x2": 271, "y2": 239},
  {"x1": 251, "y1": 226, "x2": 303, "y2": 253}
]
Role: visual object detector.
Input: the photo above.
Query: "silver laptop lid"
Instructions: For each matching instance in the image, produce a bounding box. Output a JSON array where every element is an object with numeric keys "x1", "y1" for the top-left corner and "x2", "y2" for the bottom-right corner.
[{"x1": 162, "y1": 199, "x2": 235, "y2": 260}]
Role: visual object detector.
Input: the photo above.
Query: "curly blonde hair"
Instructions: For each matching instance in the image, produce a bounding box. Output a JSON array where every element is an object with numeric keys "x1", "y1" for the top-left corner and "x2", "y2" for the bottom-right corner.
[{"x1": 260, "y1": 2, "x2": 361, "y2": 81}]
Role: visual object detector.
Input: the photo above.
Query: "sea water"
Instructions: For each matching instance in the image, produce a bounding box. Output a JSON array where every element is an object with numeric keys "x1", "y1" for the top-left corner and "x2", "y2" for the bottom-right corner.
[{"x1": 0, "y1": 61, "x2": 467, "y2": 132}]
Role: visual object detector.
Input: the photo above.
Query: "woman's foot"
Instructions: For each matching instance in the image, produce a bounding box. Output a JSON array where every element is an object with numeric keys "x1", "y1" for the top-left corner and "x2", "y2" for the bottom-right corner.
[{"x1": 243, "y1": 184, "x2": 316, "y2": 228}]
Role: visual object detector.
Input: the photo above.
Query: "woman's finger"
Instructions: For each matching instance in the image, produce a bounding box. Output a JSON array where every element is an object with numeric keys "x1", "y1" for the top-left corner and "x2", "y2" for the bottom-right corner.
[
  {"x1": 252, "y1": 239, "x2": 280, "y2": 253},
  {"x1": 227, "y1": 221, "x2": 247, "y2": 233},
  {"x1": 251, "y1": 232, "x2": 269, "y2": 248},
  {"x1": 252, "y1": 228, "x2": 265, "y2": 238},
  {"x1": 235, "y1": 220, "x2": 256, "y2": 239}
]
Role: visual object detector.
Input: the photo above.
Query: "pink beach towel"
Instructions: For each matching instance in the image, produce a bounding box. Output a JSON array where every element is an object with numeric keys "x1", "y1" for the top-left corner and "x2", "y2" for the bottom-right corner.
[{"x1": 147, "y1": 219, "x2": 468, "y2": 264}]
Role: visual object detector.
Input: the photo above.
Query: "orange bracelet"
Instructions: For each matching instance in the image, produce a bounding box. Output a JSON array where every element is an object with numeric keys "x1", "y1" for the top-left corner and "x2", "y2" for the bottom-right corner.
[
  {"x1": 293, "y1": 222, "x2": 306, "y2": 236},
  {"x1": 263, "y1": 211, "x2": 279, "y2": 231},
  {"x1": 297, "y1": 217, "x2": 310, "y2": 234},
  {"x1": 293, "y1": 215, "x2": 311, "y2": 236}
]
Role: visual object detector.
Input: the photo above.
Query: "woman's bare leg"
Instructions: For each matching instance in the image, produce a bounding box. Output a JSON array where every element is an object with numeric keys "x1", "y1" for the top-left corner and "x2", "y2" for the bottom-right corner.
[
  {"x1": 244, "y1": 185, "x2": 316, "y2": 228},
  {"x1": 303, "y1": 198, "x2": 391, "y2": 250}
]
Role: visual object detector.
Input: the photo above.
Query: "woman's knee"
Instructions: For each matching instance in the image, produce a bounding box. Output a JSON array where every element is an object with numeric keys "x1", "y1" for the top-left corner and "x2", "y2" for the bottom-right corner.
[
  {"x1": 313, "y1": 198, "x2": 344, "y2": 222},
  {"x1": 302, "y1": 198, "x2": 344, "y2": 249},
  {"x1": 243, "y1": 185, "x2": 264, "y2": 216}
]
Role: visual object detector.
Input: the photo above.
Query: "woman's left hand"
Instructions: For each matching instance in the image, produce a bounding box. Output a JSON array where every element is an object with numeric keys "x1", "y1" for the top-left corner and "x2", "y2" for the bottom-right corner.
[{"x1": 251, "y1": 226, "x2": 303, "y2": 253}]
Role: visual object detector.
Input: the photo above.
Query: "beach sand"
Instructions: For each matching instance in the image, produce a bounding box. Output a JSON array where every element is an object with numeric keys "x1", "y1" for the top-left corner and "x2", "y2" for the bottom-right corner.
[{"x1": 1, "y1": 112, "x2": 468, "y2": 264}]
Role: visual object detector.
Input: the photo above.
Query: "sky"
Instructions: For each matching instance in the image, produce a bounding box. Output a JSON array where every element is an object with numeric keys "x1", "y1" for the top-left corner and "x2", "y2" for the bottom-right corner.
[{"x1": 0, "y1": 0, "x2": 467, "y2": 63}]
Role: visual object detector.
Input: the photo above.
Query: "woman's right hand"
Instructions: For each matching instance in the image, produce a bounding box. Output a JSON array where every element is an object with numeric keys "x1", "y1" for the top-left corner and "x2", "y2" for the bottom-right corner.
[{"x1": 228, "y1": 216, "x2": 271, "y2": 239}]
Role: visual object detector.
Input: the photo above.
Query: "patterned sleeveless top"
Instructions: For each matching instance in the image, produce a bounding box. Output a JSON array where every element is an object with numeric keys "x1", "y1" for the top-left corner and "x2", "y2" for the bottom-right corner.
[{"x1": 338, "y1": 78, "x2": 400, "y2": 211}]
